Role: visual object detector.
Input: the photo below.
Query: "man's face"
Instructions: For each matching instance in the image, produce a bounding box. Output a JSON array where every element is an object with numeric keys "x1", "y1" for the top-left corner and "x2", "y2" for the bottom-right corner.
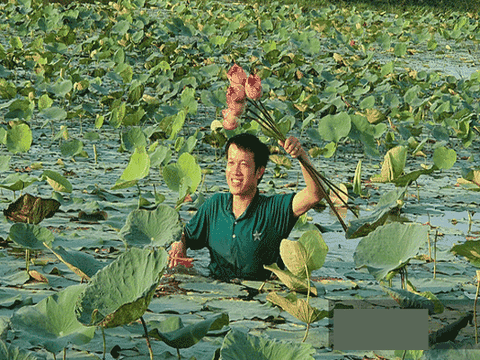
[{"x1": 226, "y1": 144, "x2": 264, "y2": 197}]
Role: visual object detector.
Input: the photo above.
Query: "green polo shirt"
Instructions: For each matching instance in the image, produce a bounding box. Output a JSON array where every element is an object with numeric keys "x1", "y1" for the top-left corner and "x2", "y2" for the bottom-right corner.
[{"x1": 184, "y1": 190, "x2": 298, "y2": 281}]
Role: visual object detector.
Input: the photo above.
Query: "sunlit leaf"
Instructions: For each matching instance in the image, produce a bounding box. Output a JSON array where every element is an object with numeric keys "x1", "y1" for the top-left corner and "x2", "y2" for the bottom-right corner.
[
  {"x1": 433, "y1": 146, "x2": 456, "y2": 170},
  {"x1": 42, "y1": 170, "x2": 73, "y2": 193},
  {"x1": 317, "y1": 112, "x2": 351, "y2": 143},
  {"x1": 267, "y1": 292, "x2": 327, "y2": 324},
  {"x1": 6, "y1": 124, "x2": 32, "y2": 154}
]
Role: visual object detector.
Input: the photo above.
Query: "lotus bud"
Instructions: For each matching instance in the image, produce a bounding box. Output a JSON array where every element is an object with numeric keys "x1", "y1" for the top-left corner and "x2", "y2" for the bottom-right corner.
[
  {"x1": 228, "y1": 101, "x2": 245, "y2": 117},
  {"x1": 226, "y1": 85, "x2": 246, "y2": 107},
  {"x1": 222, "y1": 109, "x2": 240, "y2": 130},
  {"x1": 245, "y1": 73, "x2": 262, "y2": 100},
  {"x1": 227, "y1": 63, "x2": 247, "y2": 86}
]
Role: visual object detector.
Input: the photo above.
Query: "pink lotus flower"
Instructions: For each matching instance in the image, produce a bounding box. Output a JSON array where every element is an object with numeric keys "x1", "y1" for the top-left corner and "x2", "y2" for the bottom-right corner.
[
  {"x1": 222, "y1": 108, "x2": 240, "y2": 130},
  {"x1": 227, "y1": 63, "x2": 247, "y2": 86},
  {"x1": 245, "y1": 74, "x2": 262, "y2": 100},
  {"x1": 226, "y1": 85, "x2": 246, "y2": 107}
]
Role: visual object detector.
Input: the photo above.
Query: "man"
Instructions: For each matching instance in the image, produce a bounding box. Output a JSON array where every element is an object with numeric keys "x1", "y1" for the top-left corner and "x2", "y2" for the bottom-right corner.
[{"x1": 168, "y1": 133, "x2": 324, "y2": 281}]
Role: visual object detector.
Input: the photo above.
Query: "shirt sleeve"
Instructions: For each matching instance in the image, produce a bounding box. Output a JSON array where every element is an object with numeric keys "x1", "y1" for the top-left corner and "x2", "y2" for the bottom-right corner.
[{"x1": 183, "y1": 195, "x2": 215, "y2": 250}]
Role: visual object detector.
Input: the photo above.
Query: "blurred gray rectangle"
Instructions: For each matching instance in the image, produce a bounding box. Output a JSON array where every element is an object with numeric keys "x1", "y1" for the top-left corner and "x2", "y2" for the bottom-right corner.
[{"x1": 334, "y1": 309, "x2": 428, "y2": 350}]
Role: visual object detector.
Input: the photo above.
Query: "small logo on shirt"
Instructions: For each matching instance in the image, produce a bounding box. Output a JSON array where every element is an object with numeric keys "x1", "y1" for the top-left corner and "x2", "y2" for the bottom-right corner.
[{"x1": 253, "y1": 231, "x2": 262, "y2": 241}]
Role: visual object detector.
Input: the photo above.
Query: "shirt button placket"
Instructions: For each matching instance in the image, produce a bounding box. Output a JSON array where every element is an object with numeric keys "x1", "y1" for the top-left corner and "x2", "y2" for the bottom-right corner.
[{"x1": 233, "y1": 221, "x2": 237, "y2": 239}]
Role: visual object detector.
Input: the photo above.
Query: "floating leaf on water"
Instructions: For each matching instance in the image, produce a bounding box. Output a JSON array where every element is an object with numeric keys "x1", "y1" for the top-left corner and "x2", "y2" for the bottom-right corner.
[
  {"x1": 149, "y1": 313, "x2": 229, "y2": 349},
  {"x1": 3, "y1": 193, "x2": 60, "y2": 224},
  {"x1": 75, "y1": 247, "x2": 168, "y2": 328},
  {"x1": 9, "y1": 223, "x2": 54, "y2": 250},
  {"x1": 381, "y1": 286, "x2": 436, "y2": 315},
  {"x1": 0, "y1": 340, "x2": 40, "y2": 360},
  {"x1": 353, "y1": 223, "x2": 428, "y2": 281},
  {"x1": 219, "y1": 328, "x2": 316, "y2": 360},
  {"x1": 10, "y1": 284, "x2": 95, "y2": 354}
]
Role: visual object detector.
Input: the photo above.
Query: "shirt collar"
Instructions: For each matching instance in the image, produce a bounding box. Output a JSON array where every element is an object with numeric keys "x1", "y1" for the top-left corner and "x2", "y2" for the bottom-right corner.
[{"x1": 227, "y1": 189, "x2": 260, "y2": 220}]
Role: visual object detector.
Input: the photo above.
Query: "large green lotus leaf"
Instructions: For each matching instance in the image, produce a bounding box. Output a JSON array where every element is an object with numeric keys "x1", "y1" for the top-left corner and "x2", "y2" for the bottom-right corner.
[
  {"x1": 10, "y1": 284, "x2": 95, "y2": 353},
  {"x1": 219, "y1": 328, "x2": 316, "y2": 360},
  {"x1": 42, "y1": 170, "x2": 73, "y2": 193},
  {"x1": 433, "y1": 146, "x2": 456, "y2": 170},
  {"x1": 280, "y1": 230, "x2": 328, "y2": 278},
  {"x1": 47, "y1": 245, "x2": 106, "y2": 280},
  {"x1": 263, "y1": 263, "x2": 317, "y2": 296},
  {"x1": 0, "y1": 340, "x2": 39, "y2": 360},
  {"x1": 0, "y1": 174, "x2": 38, "y2": 192},
  {"x1": 346, "y1": 186, "x2": 407, "y2": 239},
  {"x1": 6, "y1": 124, "x2": 32, "y2": 154},
  {"x1": 353, "y1": 223, "x2": 428, "y2": 281},
  {"x1": 163, "y1": 152, "x2": 201, "y2": 195},
  {"x1": 118, "y1": 146, "x2": 150, "y2": 182},
  {"x1": 3, "y1": 193, "x2": 60, "y2": 224},
  {"x1": 381, "y1": 286, "x2": 436, "y2": 315},
  {"x1": 317, "y1": 112, "x2": 351, "y2": 143},
  {"x1": 119, "y1": 205, "x2": 182, "y2": 247},
  {"x1": 60, "y1": 139, "x2": 84, "y2": 158},
  {"x1": 39, "y1": 107, "x2": 67, "y2": 121},
  {"x1": 121, "y1": 127, "x2": 147, "y2": 152},
  {"x1": 371, "y1": 145, "x2": 407, "y2": 183},
  {"x1": 451, "y1": 240, "x2": 480, "y2": 267},
  {"x1": 9, "y1": 223, "x2": 54, "y2": 250},
  {"x1": 149, "y1": 313, "x2": 229, "y2": 349},
  {"x1": 47, "y1": 80, "x2": 72, "y2": 98},
  {"x1": 267, "y1": 292, "x2": 327, "y2": 325},
  {"x1": 75, "y1": 247, "x2": 168, "y2": 328}
]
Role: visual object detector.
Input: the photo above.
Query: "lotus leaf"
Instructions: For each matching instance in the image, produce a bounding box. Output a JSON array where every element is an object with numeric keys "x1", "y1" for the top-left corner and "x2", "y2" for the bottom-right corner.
[
  {"x1": 75, "y1": 247, "x2": 168, "y2": 328},
  {"x1": 9, "y1": 223, "x2": 54, "y2": 250},
  {"x1": 3, "y1": 193, "x2": 60, "y2": 224},
  {"x1": 118, "y1": 146, "x2": 150, "y2": 182},
  {"x1": 280, "y1": 230, "x2": 328, "y2": 278},
  {"x1": 42, "y1": 170, "x2": 73, "y2": 193},
  {"x1": 121, "y1": 127, "x2": 147, "y2": 152},
  {"x1": 10, "y1": 284, "x2": 95, "y2": 353},
  {"x1": 163, "y1": 152, "x2": 201, "y2": 198},
  {"x1": 451, "y1": 240, "x2": 480, "y2": 267},
  {"x1": 381, "y1": 286, "x2": 436, "y2": 315},
  {"x1": 0, "y1": 174, "x2": 38, "y2": 192},
  {"x1": 60, "y1": 139, "x2": 84, "y2": 158},
  {"x1": 47, "y1": 246, "x2": 106, "y2": 280},
  {"x1": 354, "y1": 223, "x2": 428, "y2": 281},
  {"x1": 371, "y1": 146, "x2": 407, "y2": 183},
  {"x1": 39, "y1": 107, "x2": 67, "y2": 121},
  {"x1": 219, "y1": 328, "x2": 316, "y2": 360},
  {"x1": 149, "y1": 313, "x2": 229, "y2": 349},
  {"x1": 317, "y1": 112, "x2": 351, "y2": 143},
  {"x1": 6, "y1": 124, "x2": 32, "y2": 154},
  {"x1": 0, "y1": 340, "x2": 39, "y2": 360},
  {"x1": 433, "y1": 146, "x2": 456, "y2": 170},
  {"x1": 267, "y1": 292, "x2": 328, "y2": 324},
  {"x1": 346, "y1": 187, "x2": 407, "y2": 239},
  {"x1": 263, "y1": 263, "x2": 317, "y2": 296},
  {"x1": 119, "y1": 205, "x2": 182, "y2": 247}
]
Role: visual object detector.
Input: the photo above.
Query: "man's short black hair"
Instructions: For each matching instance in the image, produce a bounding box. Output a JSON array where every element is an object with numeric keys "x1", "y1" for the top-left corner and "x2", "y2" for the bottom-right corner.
[{"x1": 225, "y1": 133, "x2": 270, "y2": 173}]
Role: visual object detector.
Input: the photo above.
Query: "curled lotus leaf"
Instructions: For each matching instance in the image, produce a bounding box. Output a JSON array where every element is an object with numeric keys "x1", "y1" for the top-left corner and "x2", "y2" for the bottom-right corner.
[
  {"x1": 149, "y1": 313, "x2": 229, "y2": 349},
  {"x1": 451, "y1": 240, "x2": 480, "y2": 268},
  {"x1": 10, "y1": 284, "x2": 95, "y2": 354},
  {"x1": 3, "y1": 193, "x2": 60, "y2": 224},
  {"x1": 47, "y1": 245, "x2": 106, "y2": 280},
  {"x1": 0, "y1": 340, "x2": 40, "y2": 360},
  {"x1": 267, "y1": 292, "x2": 327, "y2": 324},
  {"x1": 75, "y1": 247, "x2": 168, "y2": 328},
  {"x1": 263, "y1": 263, "x2": 317, "y2": 296}
]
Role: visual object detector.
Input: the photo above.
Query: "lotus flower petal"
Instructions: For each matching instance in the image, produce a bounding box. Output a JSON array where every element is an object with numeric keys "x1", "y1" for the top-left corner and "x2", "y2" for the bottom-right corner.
[
  {"x1": 245, "y1": 74, "x2": 262, "y2": 100},
  {"x1": 227, "y1": 64, "x2": 247, "y2": 86},
  {"x1": 226, "y1": 85, "x2": 246, "y2": 107}
]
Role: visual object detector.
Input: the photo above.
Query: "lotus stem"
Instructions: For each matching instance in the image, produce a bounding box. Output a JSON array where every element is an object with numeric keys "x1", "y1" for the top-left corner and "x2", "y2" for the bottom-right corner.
[
  {"x1": 25, "y1": 249, "x2": 30, "y2": 273},
  {"x1": 102, "y1": 327, "x2": 106, "y2": 360},
  {"x1": 63, "y1": 348, "x2": 66, "y2": 360},
  {"x1": 140, "y1": 316, "x2": 154, "y2": 360},
  {"x1": 434, "y1": 230, "x2": 437, "y2": 279},
  {"x1": 177, "y1": 348, "x2": 182, "y2": 360},
  {"x1": 302, "y1": 323, "x2": 310, "y2": 343},
  {"x1": 475, "y1": 270, "x2": 480, "y2": 344},
  {"x1": 53, "y1": 353, "x2": 56, "y2": 360}
]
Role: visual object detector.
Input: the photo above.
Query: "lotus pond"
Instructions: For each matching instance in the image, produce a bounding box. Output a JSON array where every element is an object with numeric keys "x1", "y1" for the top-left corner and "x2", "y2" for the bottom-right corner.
[{"x1": 1, "y1": 0, "x2": 480, "y2": 359}]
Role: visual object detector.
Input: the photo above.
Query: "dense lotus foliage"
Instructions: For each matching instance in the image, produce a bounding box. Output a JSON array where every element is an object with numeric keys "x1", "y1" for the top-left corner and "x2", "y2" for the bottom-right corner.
[{"x1": 1, "y1": 0, "x2": 480, "y2": 359}]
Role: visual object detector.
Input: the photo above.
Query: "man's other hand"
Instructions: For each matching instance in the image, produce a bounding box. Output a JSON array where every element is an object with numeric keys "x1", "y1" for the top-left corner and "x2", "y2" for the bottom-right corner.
[{"x1": 168, "y1": 241, "x2": 194, "y2": 268}]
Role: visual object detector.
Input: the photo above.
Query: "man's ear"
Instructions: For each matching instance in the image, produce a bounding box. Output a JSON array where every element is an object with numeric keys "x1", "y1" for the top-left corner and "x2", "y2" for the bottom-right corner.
[{"x1": 256, "y1": 166, "x2": 265, "y2": 180}]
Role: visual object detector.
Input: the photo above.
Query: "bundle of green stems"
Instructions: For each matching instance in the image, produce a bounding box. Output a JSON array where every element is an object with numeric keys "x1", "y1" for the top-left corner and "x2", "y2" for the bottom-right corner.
[{"x1": 244, "y1": 98, "x2": 358, "y2": 232}]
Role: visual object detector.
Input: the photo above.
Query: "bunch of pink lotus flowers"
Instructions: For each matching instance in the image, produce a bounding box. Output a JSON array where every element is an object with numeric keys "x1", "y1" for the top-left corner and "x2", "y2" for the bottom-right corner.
[{"x1": 221, "y1": 63, "x2": 357, "y2": 231}]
